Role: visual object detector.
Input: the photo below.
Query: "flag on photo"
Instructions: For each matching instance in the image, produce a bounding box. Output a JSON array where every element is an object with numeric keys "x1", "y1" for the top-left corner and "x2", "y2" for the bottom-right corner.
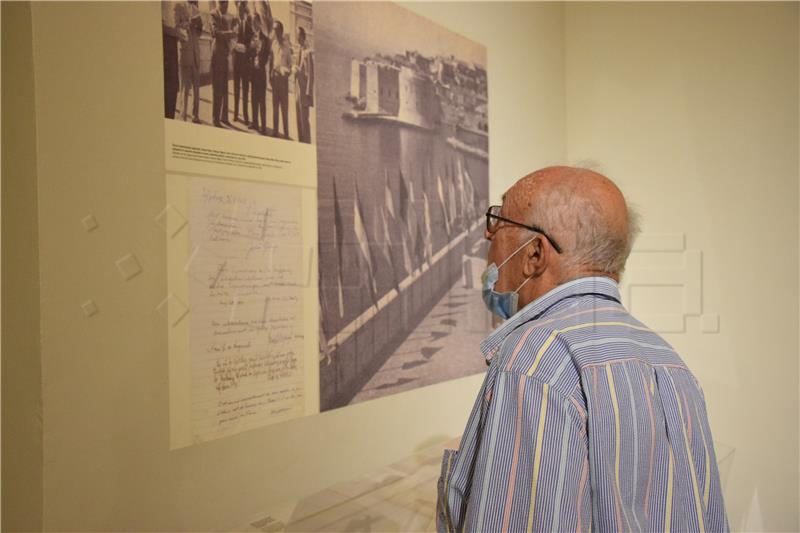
[
  {"x1": 423, "y1": 191, "x2": 434, "y2": 262},
  {"x1": 401, "y1": 233, "x2": 413, "y2": 277},
  {"x1": 332, "y1": 177, "x2": 346, "y2": 319},
  {"x1": 415, "y1": 217, "x2": 426, "y2": 266},
  {"x1": 319, "y1": 321, "x2": 333, "y2": 365},
  {"x1": 463, "y1": 163, "x2": 477, "y2": 223},
  {"x1": 436, "y1": 174, "x2": 451, "y2": 237},
  {"x1": 455, "y1": 157, "x2": 467, "y2": 228},
  {"x1": 398, "y1": 169, "x2": 417, "y2": 270},
  {"x1": 384, "y1": 168, "x2": 395, "y2": 219},
  {"x1": 380, "y1": 205, "x2": 399, "y2": 290},
  {"x1": 398, "y1": 169, "x2": 410, "y2": 219},
  {"x1": 448, "y1": 173, "x2": 458, "y2": 232},
  {"x1": 353, "y1": 181, "x2": 378, "y2": 303}
]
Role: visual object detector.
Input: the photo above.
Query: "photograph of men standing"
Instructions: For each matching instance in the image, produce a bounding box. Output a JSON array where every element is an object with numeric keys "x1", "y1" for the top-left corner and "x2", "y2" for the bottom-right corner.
[
  {"x1": 232, "y1": 0, "x2": 253, "y2": 125},
  {"x1": 211, "y1": 0, "x2": 236, "y2": 127},
  {"x1": 161, "y1": 1, "x2": 182, "y2": 119},
  {"x1": 270, "y1": 20, "x2": 291, "y2": 139},
  {"x1": 161, "y1": 0, "x2": 315, "y2": 144},
  {"x1": 294, "y1": 25, "x2": 314, "y2": 144},
  {"x1": 250, "y1": 12, "x2": 270, "y2": 135},
  {"x1": 176, "y1": 0, "x2": 203, "y2": 124}
]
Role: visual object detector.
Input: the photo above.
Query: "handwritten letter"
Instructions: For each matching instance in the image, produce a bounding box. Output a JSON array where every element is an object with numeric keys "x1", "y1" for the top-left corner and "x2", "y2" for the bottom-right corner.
[{"x1": 189, "y1": 177, "x2": 305, "y2": 442}]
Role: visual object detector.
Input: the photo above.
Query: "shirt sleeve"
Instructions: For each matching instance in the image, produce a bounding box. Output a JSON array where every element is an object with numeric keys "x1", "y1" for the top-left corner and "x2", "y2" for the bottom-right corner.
[{"x1": 440, "y1": 371, "x2": 591, "y2": 532}]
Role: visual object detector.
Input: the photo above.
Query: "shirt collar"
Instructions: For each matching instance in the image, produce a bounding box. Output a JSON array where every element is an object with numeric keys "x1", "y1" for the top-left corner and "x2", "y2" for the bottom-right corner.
[{"x1": 480, "y1": 276, "x2": 622, "y2": 363}]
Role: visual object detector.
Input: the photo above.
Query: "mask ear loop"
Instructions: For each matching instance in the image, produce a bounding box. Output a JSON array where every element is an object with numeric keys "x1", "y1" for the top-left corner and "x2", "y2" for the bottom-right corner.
[
  {"x1": 500, "y1": 235, "x2": 539, "y2": 294},
  {"x1": 514, "y1": 273, "x2": 534, "y2": 294},
  {"x1": 497, "y1": 235, "x2": 537, "y2": 270}
]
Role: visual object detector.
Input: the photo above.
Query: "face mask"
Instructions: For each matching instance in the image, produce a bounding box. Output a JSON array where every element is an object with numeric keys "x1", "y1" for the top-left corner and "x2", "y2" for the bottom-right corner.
[{"x1": 481, "y1": 237, "x2": 536, "y2": 320}]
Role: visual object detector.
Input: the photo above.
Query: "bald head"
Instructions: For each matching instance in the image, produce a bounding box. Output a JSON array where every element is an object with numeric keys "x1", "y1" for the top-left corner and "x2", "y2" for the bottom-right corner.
[{"x1": 504, "y1": 166, "x2": 639, "y2": 279}]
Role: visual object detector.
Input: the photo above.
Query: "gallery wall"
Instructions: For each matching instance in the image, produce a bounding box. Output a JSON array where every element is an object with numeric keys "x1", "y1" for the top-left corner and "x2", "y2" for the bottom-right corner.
[
  {"x1": 4, "y1": 2, "x2": 799, "y2": 532},
  {"x1": 1, "y1": 2, "x2": 43, "y2": 532},
  {"x1": 1, "y1": 2, "x2": 567, "y2": 531},
  {"x1": 565, "y1": 2, "x2": 800, "y2": 530}
]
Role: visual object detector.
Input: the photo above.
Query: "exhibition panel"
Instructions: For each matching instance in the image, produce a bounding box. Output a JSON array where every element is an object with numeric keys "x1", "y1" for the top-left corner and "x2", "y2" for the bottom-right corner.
[{"x1": 2, "y1": 1, "x2": 797, "y2": 531}]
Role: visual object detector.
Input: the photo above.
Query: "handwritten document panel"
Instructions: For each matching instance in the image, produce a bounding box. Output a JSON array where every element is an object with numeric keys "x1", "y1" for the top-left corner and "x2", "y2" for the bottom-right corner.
[{"x1": 189, "y1": 177, "x2": 305, "y2": 443}]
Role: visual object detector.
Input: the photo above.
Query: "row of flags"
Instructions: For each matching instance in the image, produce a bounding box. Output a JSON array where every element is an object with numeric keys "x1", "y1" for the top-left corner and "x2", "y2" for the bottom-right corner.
[{"x1": 327, "y1": 157, "x2": 480, "y2": 323}]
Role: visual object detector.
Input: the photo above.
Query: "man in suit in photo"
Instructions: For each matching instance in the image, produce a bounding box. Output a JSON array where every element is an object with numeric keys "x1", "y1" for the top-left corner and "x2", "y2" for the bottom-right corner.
[
  {"x1": 293, "y1": 25, "x2": 314, "y2": 144},
  {"x1": 176, "y1": 0, "x2": 203, "y2": 124},
  {"x1": 269, "y1": 20, "x2": 292, "y2": 139},
  {"x1": 211, "y1": 0, "x2": 236, "y2": 127},
  {"x1": 162, "y1": 1, "x2": 183, "y2": 119},
  {"x1": 232, "y1": 0, "x2": 253, "y2": 125},
  {"x1": 249, "y1": 12, "x2": 270, "y2": 135}
]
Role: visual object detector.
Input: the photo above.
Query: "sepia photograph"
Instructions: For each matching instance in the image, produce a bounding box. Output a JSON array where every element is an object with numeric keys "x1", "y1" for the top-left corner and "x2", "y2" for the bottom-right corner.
[
  {"x1": 161, "y1": 0, "x2": 315, "y2": 144},
  {"x1": 316, "y1": 2, "x2": 491, "y2": 411}
]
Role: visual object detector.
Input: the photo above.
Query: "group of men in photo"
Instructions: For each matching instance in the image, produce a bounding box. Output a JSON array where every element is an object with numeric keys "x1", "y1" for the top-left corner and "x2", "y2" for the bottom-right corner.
[{"x1": 163, "y1": 0, "x2": 314, "y2": 143}]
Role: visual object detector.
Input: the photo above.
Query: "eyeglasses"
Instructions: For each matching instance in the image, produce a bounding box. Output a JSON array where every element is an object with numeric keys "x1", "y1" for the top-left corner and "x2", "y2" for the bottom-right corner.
[{"x1": 485, "y1": 205, "x2": 563, "y2": 254}]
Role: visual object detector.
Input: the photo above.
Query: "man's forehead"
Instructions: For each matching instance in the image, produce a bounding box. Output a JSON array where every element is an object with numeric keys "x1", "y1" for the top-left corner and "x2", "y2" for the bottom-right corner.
[
  {"x1": 499, "y1": 191, "x2": 515, "y2": 215},
  {"x1": 499, "y1": 189, "x2": 519, "y2": 213},
  {"x1": 500, "y1": 181, "x2": 533, "y2": 208},
  {"x1": 500, "y1": 174, "x2": 552, "y2": 221}
]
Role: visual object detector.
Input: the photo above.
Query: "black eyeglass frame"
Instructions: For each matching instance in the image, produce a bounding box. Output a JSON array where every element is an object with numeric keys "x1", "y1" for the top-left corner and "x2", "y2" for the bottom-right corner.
[{"x1": 485, "y1": 205, "x2": 563, "y2": 254}]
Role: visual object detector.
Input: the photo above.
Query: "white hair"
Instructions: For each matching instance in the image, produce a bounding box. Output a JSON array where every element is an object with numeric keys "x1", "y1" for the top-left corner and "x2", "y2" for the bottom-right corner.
[
  {"x1": 560, "y1": 200, "x2": 640, "y2": 275},
  {"x1": 522, "y1": 169, "x2": 641, "y2": 276}
]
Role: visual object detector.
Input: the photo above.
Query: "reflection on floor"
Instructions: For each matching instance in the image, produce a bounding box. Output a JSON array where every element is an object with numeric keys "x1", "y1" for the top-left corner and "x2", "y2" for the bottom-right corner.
[
  {"x1": 236, "y1": 437, "x2": 460, "y2": 533},
  {"x1": 233, "y1": 436, "x2": 736, "y2": 532},
  {"x1": 715, "y1": 439, "x2": 736, "y2": 490}
]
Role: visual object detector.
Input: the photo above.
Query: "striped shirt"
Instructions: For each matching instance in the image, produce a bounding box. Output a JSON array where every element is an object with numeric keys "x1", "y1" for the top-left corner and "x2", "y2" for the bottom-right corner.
[{"x1": 436, "y1": 276, "x2": 729, "y2": 532}]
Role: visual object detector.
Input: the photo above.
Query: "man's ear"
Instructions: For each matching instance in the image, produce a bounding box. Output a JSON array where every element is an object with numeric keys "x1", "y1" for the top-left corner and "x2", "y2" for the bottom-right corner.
[{"x1": 521, "y1": 235, "x2": 546, "y2": 278}]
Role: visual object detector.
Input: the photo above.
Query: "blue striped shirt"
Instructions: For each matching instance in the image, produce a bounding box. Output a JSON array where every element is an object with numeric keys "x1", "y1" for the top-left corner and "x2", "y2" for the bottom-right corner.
[{"x1": 436, "y1": 276, "x2": 729, "y2": 532}]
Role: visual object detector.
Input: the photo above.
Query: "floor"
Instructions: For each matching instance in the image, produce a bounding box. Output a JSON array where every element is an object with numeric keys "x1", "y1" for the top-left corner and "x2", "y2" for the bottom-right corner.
[{"x1": 234, "y1": 436, "x2": 461, "y2": 532}]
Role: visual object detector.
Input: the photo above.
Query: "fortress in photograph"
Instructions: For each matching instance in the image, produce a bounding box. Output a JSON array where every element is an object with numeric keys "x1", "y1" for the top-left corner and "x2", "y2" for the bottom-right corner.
[
  {"x1": 315, "y1": 1, "x2": 490, "y2": 412},
  {"x1": 346, "y1": 51, "x2": 488, "y2": 160}
]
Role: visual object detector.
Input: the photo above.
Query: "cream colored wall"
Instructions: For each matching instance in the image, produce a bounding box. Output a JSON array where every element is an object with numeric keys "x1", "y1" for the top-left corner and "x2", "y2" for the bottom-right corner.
[
  {"x1": 18, "y1": 2, "x2": 566, "y2": 531},
  {"x1": 13, "y1": 1, "x2": 799, "y2": 531},
  {"x1": 565, "y1": 2, "x2": 799, "y2": 531},
  {"x1": 1, "y1": 2, "x2": 44, "y2": 531}
]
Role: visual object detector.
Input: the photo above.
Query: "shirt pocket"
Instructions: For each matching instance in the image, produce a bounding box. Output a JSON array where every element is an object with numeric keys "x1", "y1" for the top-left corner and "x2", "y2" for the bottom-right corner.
[{"x1": 436, "y1": 448, "x2": 459, "y2": 532}]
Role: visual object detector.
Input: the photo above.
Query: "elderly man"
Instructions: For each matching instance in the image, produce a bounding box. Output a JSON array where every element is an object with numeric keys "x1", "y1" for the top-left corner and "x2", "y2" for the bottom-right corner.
[{"x1": 436, "y1": 166, "x2": 728, "y2": 532}]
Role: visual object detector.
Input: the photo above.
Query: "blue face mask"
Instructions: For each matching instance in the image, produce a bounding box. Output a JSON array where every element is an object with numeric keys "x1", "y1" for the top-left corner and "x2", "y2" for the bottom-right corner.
[{"x1": 481, "y1": 237, "x2": 536, "y2": 320}]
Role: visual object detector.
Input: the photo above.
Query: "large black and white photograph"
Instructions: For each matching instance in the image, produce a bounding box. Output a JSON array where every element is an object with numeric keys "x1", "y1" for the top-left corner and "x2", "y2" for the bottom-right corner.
[
  {"x1": 161, "y1": 0, "x2": 315, "y2": 144},
  {"x1": 316, "y1": 2, "x2": 491, "y2": 411}
]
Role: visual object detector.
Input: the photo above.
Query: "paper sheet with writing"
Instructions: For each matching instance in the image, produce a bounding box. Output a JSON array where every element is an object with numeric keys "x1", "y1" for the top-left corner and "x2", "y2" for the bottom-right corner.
[{"x1": 188, "y1": 177, "x2": 305, "y2": 443}]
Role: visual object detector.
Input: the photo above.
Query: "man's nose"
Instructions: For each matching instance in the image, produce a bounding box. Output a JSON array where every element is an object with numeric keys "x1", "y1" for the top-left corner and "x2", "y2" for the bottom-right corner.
[{"x1": 484, "y1": 228, "x2": 494, "y2": 241}]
